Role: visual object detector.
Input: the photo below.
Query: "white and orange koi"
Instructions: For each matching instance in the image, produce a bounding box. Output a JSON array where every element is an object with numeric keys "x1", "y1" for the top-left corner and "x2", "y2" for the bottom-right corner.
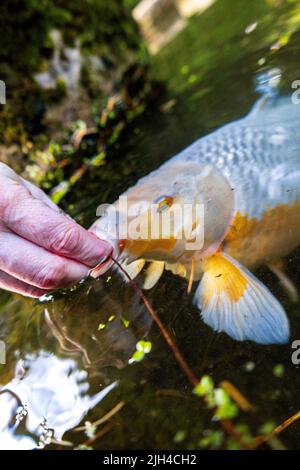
[{"x1": 92, "y1": 96, "x2": 300, "y2": 344}]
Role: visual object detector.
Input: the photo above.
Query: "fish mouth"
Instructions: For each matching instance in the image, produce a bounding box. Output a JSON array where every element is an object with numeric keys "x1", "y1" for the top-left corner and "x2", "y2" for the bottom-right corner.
[
  {"x1": 117, "y1": 197, "x2": 206, "y2": 263},
  {"x1": 121, "y1": 237, "x2": 178, "y2": 262},
  {"x1": 120, "y1": 215, "x2": 205, "y2": 262}
]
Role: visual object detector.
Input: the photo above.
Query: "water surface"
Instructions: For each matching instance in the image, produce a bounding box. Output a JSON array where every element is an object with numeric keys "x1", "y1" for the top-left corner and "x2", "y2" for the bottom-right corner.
[{"x1": 1, "y1": 0, "x2": 300, "y2": 450}]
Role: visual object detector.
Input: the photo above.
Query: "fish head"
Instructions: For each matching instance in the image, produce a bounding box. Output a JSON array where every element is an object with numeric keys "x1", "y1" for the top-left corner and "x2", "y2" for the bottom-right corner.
[{"x1": 92, "y1": 162, "x2": 234, "y2": 264}]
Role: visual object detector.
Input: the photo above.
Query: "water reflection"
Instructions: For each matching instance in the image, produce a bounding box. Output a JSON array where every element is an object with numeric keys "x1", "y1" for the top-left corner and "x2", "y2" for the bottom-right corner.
[
  {"x1": 1, "y1": 0, "x2": 300, "y2": 450},
  {"x1": 0, "y1": 354, "x2": 116, "y2": 449},
  {"x1": 0, "y1": 271, "x2": 152, "y2": 449},
  {"x1": 45, "y1": 273, "x2": 152, "y2": 370}
]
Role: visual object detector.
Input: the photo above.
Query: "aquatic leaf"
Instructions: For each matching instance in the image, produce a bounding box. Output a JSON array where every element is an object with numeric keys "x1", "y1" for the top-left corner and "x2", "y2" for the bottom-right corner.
[
  {"x1": 91, "y1": 151, "x2": 106, "y2": 167},
  {"x1": 244, "y1": 361, "x2": 256, "y2": 372},
  {"x1": 235, "y1": 424, "x2": 253, "y2": 444},
  {"x1": 136, "y1": 340, "x2": 152, "y2": 354},
  {"x1": 214, "y1": 388, "x2": 239, "y2": 420},
  {"x1": 198, "y1": 430, "x2": 224, "y2": 448},
  {"x1": 128, "y1": 339, "x2": 152, "y2": 364},
  {"x1": 193, "y1": 375, "x2": 214, "y2": 397},
  {"x1": 121, "y1": 316, "x2": 130, "y2": 328},
  {"x1": 173, "y1": 430, "x2": 186, "y2": 444},
  {"x1": 259, "y1": 421, "x2": 277, "y2": 435},
  {"x1": 128, "y1": 350, "x2": 144, "y2": 364},
  {"x1": 273, "y1": 364, "x2": 284, "y2": 378},
  {"x1": 84, "y1": 421, "x2": 97, "y2": 439},
  {"x1": 226, "y1": 438, "x2": 241, "y2": 450}
]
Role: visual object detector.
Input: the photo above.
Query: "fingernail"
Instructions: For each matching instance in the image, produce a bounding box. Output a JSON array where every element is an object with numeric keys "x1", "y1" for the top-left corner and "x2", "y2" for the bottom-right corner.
[
  {"x1": 101, "y1": 240, "x2": 114, "y2": 255},
  {"x1": 89, "y1": 251, "x2": 113, "y2": 278},
  {"x1": 89, "y1": 234, "x2": 112, "y2": 255}
]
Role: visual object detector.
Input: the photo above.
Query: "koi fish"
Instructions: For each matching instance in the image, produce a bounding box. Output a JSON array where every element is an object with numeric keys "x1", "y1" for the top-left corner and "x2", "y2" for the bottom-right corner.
[{"x1": 91, "y1": 96, "x2": 300, "y2": 344}]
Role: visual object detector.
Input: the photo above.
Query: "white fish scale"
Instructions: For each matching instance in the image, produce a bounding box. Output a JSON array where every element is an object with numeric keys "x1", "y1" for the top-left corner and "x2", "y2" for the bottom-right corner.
[{"x1": 162, "y1": 98, "x2": 300, "y2": 219}]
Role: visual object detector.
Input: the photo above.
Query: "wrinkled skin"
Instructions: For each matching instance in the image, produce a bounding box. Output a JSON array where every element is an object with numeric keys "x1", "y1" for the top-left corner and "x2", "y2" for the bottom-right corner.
[{"x1": 0, "y1": 163, "x2": 111, "y2": 298}]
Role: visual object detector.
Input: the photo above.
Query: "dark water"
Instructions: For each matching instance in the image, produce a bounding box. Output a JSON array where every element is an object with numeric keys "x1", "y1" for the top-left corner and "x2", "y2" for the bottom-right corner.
[{"x1": 1, "y1": 0, "x2": 300, "y2": 450}]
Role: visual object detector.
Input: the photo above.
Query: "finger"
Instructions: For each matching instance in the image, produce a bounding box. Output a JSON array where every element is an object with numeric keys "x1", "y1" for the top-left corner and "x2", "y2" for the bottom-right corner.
[
  {"x1": 21, "y1": 178, "x2": 61, "y2": 213},
  {"x1": 0, "y1": 178, "x2": 112, "y2": 267},
  {"x1": 0, "y1": 162, "x2": 60, "y2": 213},
  {"x1": 0, "y1": 162, "x2": 19, "y2": 180},
  {"x1": 0, "y1": 270, "x2": 49, "y2": 298},
  {"x1": 0, "y1": 230, "x2": 89, "y2": 290}
]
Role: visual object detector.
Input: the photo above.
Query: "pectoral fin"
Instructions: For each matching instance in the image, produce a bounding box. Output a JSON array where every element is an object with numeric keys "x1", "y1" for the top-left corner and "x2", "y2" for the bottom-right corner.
[
  {"x1": 194, "y1": 252, "x2": 290, "y2": 344},
  {"x1": 143, "y1": 261, "x2": 165, "y2": 290},
  {"x1": 268, "y1": 260, "x2": 299, "y2": 303},
  {"x1": 120, "y1": 259, "x2": 145, "y2": 280},
  {"x1": 118, "y1": 259, "x2": 164, "y2": 289}
]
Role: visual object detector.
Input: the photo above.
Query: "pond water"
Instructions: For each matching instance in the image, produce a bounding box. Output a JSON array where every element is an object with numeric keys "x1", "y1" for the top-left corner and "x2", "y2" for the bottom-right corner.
[{"x1": 1, "y1": 0, "x2": 300, "y2": 450}]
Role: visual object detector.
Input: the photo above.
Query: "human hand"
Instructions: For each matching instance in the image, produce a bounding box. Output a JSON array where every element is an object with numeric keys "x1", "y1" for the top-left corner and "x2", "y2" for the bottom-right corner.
[{"x1": 0, "y1": 163, "x2": 111, "y2": 298}]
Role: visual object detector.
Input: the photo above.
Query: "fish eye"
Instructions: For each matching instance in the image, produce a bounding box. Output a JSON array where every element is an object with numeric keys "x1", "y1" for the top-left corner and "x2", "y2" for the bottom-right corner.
[{"x1": 154, "y1": 195, "x2": 174, "y2": 212}]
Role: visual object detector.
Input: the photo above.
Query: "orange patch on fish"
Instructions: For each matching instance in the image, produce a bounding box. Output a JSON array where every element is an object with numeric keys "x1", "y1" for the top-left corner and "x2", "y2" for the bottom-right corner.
[
  {"x1": 224, "y1": 201, "x2": 300, "y2": 267},
  {"x1": 202, "y1": 253, "x2": 248, "y2": 306},
  {"x1": 125, "y1": 238, "x2": 177, "y2": 257}
]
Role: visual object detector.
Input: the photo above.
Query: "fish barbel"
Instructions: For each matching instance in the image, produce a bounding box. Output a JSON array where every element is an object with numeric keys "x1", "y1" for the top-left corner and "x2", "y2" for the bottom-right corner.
[{"x1": 91, "y1": 96, "x2": 300, "y2": 344}]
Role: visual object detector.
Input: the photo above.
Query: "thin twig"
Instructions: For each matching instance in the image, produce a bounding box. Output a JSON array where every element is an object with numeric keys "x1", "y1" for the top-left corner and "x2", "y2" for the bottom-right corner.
[
  {"x1": 112, "y1": 256, "x2": 199, "y2": 387},
  {"x1": 82, "y1": 424, "x2": 113, "y2": 447},
  {"x1": 221, "y1": 380, "x2": 253, "y2": 412},
  {"x1": 222, "y1": 419, "x2": 251, "y2": 449},
  {"x1": 111, "y1": 256, "x2": 250, "y2": 449},
  {"x1": 251, "y1": 410, "x2": 300, "y2": 449},
  {"x1": 74, "y1": 401, "x2": 125, "y2": 432},
  {"x1": 275, "y1": 410, "x2": 300, "y2": 434},
  {"x1": 50, "y1": 438, "x2": 73, "y2": 447}
]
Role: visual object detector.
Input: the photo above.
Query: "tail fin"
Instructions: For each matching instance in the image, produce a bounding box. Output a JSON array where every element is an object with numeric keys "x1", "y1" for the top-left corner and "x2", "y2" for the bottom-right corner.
[{"x1": 194, "y1": 252, "x2": 290, "y2": 344}]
